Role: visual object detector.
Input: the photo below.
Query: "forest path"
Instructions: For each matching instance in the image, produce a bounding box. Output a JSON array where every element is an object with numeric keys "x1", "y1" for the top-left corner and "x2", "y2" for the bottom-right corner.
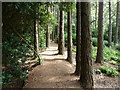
[{"x1": 23, "y1": 43, "x2": 81, "y2": 88}]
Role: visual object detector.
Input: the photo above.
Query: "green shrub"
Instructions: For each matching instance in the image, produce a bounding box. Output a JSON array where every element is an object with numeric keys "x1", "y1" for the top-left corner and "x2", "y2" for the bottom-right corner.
[
  {"x1": 92, "y1": 38, "x2": 97, "y2": 46},
  {"x1": 92, "y1": 46, "x2": 97, "y2": 59},
  {"x1": 92, "y1": 46, "x2": 120, "y2": 62},
  {"x1": 39, "y1": 28, "x2": 46, "y2": 49},
  {"x1": 64, "y1": 33, "x2": 67, "y2": 47},
  {"x1": 72, "y1": 47, "x2": 76, "y2": 52},
  {"x1": 104, "y1": 40, "x2": 108, "y2": 47},
  {"x1": 109, "y1": 60, "x2": 118, "y2": 65},
  {"x1": 100, "y1": 66, "x2": 119, "y2": 77},
  {"x1": 115, "y1": 44, "x2": 120, "y2": 51},
  {"x1": 106, "y1": 70, "x2": 119, "y2": 76},
  {"x1": 104, "y1": 46, "x2": 119, "y2": 61},
  {"x1": 94, "y1": 69, "x2": 101, "y2": 74},
  {"x1": 100, "y1": 66, "x2": 109, "y2": 73},
  {"x1": 72, "y1": 34, "x2": 76, "y2": 46}
]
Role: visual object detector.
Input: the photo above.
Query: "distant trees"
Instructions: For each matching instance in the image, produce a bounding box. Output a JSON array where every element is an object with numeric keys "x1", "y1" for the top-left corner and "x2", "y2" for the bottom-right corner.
[
  {"x1": 95, "y1": 2, "x2": 98, "y2": 30},
  {"x1": 80, "y1": 2, "x2": 94, "y2": 88},
  {"x1": 115, "y1": 1, "x2": 119, "y2": 44},
  {"x1": 96, "y1": 2, "x2": 104, "y2": 63},
  {"x1": 74, "y1": 2, "x2": 81, "y2": 76},
  {"x1": 108, "y1": 1, "x2": 112, "y2": 47}
]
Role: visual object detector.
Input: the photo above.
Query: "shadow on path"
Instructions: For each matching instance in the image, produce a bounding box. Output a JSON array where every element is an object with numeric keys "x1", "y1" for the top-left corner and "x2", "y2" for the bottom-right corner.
[{"x1": 23, "y1": 43, "x2": 81, "y2": 88}]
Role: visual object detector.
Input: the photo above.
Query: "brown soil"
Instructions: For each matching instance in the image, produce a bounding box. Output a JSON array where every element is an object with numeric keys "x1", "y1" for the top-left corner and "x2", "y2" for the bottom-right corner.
[{"x1": 23, "y1": 43, "x2": 119, "y2": 88}]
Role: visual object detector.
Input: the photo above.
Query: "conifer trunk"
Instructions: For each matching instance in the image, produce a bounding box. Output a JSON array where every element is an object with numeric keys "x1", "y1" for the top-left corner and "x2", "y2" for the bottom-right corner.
[
  {"x1": 34, "y1": 19, "x2": 39, "y2": 58},
  {"x1": 80, "y1": 2, "x2": 94, "y2": 88},
  {"x1": 96, "y1": 2, "x2": 104, "y2": 63},
  {"x1": 67, "y1": 9, "x2": 73, "y2": 63},
  {"x1": 108, "y1": 1, "x2": 112, "y2": 47},
  {"x1": 115, "y1": 1, "x2": 119, "y2": 44},
  {"x1": 58, "y1": 10, "x2": 64, "y2": 55},
  {"x1": 74, "y1": 2, "x2": 81, "y2": 76}
]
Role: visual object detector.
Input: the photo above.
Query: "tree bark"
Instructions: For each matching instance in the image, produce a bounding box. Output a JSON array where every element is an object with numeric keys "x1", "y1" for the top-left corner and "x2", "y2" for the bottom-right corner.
[
  {"x1": 80, "y1": 2, "x2": 94, "y2": 88},
  {"x1": 34, "y1": 19, "x2": 39, "y2": 58},
  {"x1": 96, "y1": 2, "x2": 104, "y2": 63},
  {"x1": 46, "y1": 6, "x2": 50, "y2": 47},
  {"x1": 95, "y1": 2, "x2": 98, "y2": 30},
  {"x1": 52, "y1": 7, "x2": 56, "y2": 42},
  {"x1": 74, "y1": 2, "x2": 81, "y2": 76},
  {"x1": 115, "y1": 1, "x2": 119, "y2": 44},
  {"x1": 108, "y1": 1, "x2": 112, "y2": 47},
  {"x1": 58, "y1": 10, "x2": 64, "y2": 55},
  {"x1": 67, "y1": 9, "x2": 73, "y2": 64},
  {"x1": 56, "y1": 10, "x2": 60, "y2": 44}
]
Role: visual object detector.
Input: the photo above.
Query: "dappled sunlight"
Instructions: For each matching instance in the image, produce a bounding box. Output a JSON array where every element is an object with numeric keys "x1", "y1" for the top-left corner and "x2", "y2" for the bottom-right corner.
[
  {"x1": 40, "y1": 45, "x2": 68, "y2": 61},
  {"x1": 24, "y1": 43, "x2": 81, "y2": 88}
]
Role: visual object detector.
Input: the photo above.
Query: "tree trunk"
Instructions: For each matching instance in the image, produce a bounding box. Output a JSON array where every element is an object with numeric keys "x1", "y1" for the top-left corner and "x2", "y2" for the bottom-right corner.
[
  {"x1": 95, "y1": 2, "x2": 98, "y2": 30},
  {"x1": 58, "y1": 10, "x2": 64, "y2": 55},
  {"x1": 108, "y1": 1, "x2": 112, "y2": 47},
  {"x1": 80, "y1": 2, "x2": 94, "y2": 88},
  {"x1": 67, "y1": 9, "x2": 73, "y2": 64},
  {"x1": 52, "y1": 7, "x2": 56, "y2": 42},
  {"x1": 74, "y1": 2, "x2": 81, "y2": 76},
  {"x1": 96, "y1": 2, "x2": 104, "y2": 63},
  {"x1": 34, "y1": 19, "x2": 39, "y2": 58},
  {"x1": 55, "y1": 10, "x2": 59, "y2": 43},
  {"x1": 115, "y1": 1, "x2": 119, "y2": 44},
  {"x1": 46, "y1": 6, "x2": 50, "y2": 47}
]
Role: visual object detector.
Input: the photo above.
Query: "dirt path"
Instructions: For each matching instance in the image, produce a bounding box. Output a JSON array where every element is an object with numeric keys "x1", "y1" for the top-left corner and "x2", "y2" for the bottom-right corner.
[
  {"x1": 23, "y1": 43, "x2": 81, "y2": 88},
  {"x1": 23, "y1": 43, "x2": 119, "y2": 88}
]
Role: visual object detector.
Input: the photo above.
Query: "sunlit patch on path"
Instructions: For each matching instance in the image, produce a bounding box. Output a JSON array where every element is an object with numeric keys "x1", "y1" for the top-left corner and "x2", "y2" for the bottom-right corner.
[{"x1": 23, "y1": 43, "x2": 81, "y2": 88}]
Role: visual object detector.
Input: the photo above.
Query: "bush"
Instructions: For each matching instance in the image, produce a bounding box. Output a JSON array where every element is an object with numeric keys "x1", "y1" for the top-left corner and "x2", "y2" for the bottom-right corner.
[
  {"x1": 94, "y1": 69, "x2": 102, "y2": 74},
  {"x1": 92, "y1": 37, "x2": 97, "y2": 46},
  {"x1": 104, "y1": 46, "x2": 119, "y2": 61},
  {"x1": 100, "y1": 66, "x2": 119, "y2": 77},
  {"x1": 109, "y1": 60, "x2": 118, "y2": 65},
  {"x1": 92, "y1": 46, "x2": 120, "y2": 62},
  {"x1": 115, "y1": 44, "x2": 120, "y2": 51},
  {"x1": 100, "y1": 66, "x2": 109, "y2": 73},
  {"x1": 92, "y1": 46, "x2": 97, "y2": 59},
  {"x1": 72, "y1": 34, "x2": 76, "y2": 46},
  {"x1": 104, "y1": 40, "x2": 108, "y2": 47},
  {"x1": 72, "y1": 47, "x2": 76, "y2": 52},
  {"x1": 92, "y1": 37, "x2": 109, "y2": 47},
  {"x1": 39, "y1": 28, "x2": 46, "y2": 49}
]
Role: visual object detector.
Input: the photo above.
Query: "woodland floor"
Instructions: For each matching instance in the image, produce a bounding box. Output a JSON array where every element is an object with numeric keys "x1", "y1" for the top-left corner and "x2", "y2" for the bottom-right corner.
[{"x1": 23, "y1": 43, "x2": 119, "y2": 88}]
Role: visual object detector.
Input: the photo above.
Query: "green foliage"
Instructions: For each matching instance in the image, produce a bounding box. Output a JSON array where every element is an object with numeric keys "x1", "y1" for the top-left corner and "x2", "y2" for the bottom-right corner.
[
  {"x1": 59, "y1": 2, "x2": 75, "y2": 12},
  {"x1": 39, "y1": 27, "x2": 46, "y2": 49},
  {"x1": 92, "y1": 37, "x2": 109, "y2": 47},
  {"x1": 72, "y1": 34, "x2": 76, "y2": 46},
  {"x1": 115, "y1": 43, "x2": 120, "y2": 51},
  {"x1": 92, "y1": 37, "x2": 97, "y2": 46},
  {"x1": 92, "y1": 46, "x2": 120, "y2": 62},
  {"x1": 104, "y1": 47, "x2": 120, "y2": 61},
  {"x1": 94, "y1": 69, "x2": 102, "y2": 74},
  {"x1": 92, "y1": 46, "x2": 97, "y2": 59},
  {"x1": 2, "y1": 65, "x2": 29, "y2": 88},
  {"x1": 2, "y1": 2, "x2": 56, "y2": 87},
  {"x1": 100, "y1": 66, "x2": 110, "y2": 73},
  {"x1": 104, "y1": 40, "x2": 108, "y2": 47},
  {"x1": 72, "y1": 47, "x2": 76, "y2": 52},
  {"x1": 99, "y1": 66, "x2": 119, "y2": 77},
  {"x1": 109, "y1": 60, "x2": 118, "y2": 65}
]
